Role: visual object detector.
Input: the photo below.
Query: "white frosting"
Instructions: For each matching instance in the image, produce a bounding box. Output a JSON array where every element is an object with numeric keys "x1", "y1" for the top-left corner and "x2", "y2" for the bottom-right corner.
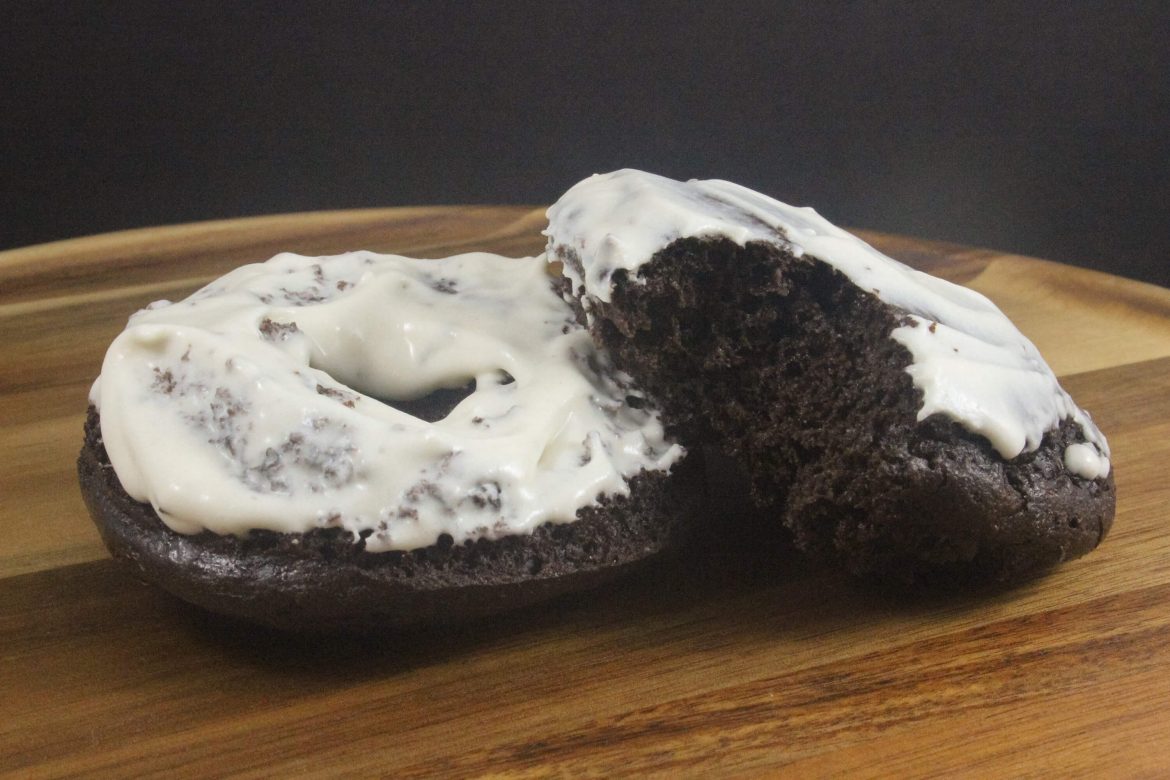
[
  {"x1": 1063, "y1": 443, "x2": 1110, "y2": 481},
  {"x1": 544, "y1": 169, "x2": 1110, "y2": 476},
  {"x1": 91, "y1": 251, "x2": 684, "y2": 551}
]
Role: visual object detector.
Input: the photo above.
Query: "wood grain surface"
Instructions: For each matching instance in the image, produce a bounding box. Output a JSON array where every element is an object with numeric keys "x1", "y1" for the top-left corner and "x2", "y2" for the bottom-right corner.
[{"x1": 2, "y1": 208, "x2": 1169, "y2": 778}]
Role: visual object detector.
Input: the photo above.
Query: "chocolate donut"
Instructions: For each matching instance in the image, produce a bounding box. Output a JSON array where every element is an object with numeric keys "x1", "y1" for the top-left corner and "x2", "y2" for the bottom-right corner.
[
  {"x1": 546, "y1": 170, "x2": 1114, "y2": 585},
  {"x1": 80, "y1": 251, "x2": 697, "y2": 630}
]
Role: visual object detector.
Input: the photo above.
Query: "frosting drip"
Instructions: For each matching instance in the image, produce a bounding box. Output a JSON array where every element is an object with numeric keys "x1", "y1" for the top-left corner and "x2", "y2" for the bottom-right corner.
[
  {"x1": 91, "y1": 251, "x2": 684, "y2": 551},
  {"x1": 544, "y1": 169, "x2": 1109, "y2": 476}
]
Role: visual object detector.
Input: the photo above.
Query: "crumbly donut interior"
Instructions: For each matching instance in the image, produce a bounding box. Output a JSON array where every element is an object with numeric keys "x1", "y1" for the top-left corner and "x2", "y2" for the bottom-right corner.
[{"x1": 568, "y1": 237, "x2": 1114, "y2": 584}]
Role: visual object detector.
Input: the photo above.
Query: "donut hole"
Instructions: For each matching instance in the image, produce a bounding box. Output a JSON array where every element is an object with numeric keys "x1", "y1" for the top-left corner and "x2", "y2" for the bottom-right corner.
[{"x1": 380, "y1": 380, "x2": 477, "y2": 423}]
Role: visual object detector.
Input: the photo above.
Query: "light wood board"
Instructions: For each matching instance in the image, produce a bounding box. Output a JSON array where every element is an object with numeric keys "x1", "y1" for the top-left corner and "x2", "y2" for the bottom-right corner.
[{"x1": 2, "y1": 207, "x2": 1169, "y2": 777}]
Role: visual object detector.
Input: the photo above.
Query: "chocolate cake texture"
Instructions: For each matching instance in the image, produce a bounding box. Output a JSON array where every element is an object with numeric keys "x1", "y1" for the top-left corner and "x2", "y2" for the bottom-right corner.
[
  {"x1": 80, "y1": 407, "x2": 700, "y2": 631},
  {"x1": 546, "y1": 171, "x2": 1114, "y2": 585}
]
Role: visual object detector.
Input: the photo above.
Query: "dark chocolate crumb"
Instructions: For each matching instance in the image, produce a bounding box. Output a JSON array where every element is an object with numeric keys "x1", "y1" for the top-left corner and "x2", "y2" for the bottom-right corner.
[
  {"x1": 279, "y1": 287, "x2": 327, "y2": 305},
  {"x1": 259, "y1": 318, "x2": 301, "y2": 341},
  {"x1": 151, "y1": 368, "x2": 177, "y2": 394},
  {"x1": 317, "y1": 384, "x2": 359, "y2": 408},
  {"x1": 468, "y1": 481, "x2": 502, "y2": 510},
  {"x1": 431, "y1": 277, "x2": 458, "y2": 294}
]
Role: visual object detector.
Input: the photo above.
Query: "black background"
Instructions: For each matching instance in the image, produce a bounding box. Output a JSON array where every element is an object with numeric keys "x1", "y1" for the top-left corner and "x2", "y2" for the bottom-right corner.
[{"x1": 4, "y1": 2, "x2": 1168, "y2": 286}]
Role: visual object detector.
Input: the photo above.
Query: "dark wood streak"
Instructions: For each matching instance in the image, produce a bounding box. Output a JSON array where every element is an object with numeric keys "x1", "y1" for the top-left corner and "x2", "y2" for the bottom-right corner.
[{"x1": 418, "y1": 583, "x2": 1170, "y2": 777}]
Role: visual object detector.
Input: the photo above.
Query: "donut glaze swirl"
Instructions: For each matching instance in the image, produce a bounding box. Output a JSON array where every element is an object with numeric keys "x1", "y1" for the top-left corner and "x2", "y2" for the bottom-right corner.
[{"x1": 91, "y1": 251, "x2": 684, "y2": 552}]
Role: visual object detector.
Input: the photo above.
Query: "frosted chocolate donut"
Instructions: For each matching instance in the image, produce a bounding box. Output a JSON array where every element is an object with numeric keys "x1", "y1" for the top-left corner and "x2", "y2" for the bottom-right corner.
[
  {"x1": 546, "y1": 170, "x2": 1114, "y2": 585},
  {"x1": 79, "y1": 251, "x2": 695, "y2": 630}
]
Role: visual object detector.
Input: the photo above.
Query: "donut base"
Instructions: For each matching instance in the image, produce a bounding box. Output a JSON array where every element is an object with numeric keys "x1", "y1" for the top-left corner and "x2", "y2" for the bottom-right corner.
[{"x1": 79, "y1": 408, "x2": 701, "y2": 632}]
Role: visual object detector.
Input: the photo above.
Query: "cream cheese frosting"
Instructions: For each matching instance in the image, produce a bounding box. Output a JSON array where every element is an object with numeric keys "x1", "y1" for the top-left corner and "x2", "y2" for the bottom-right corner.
[
  {"x1": 91, "y1": 251, "x2": 684, "y2": 551},
  {"x1": 544, "y1": 169, "x2": 1110, "y2": 478}
]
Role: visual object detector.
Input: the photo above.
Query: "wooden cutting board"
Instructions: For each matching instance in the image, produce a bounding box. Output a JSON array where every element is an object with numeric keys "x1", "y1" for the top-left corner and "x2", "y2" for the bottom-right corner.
[{"x1": 2, "y1": 207, "x2": 1169, "y2": 777}]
